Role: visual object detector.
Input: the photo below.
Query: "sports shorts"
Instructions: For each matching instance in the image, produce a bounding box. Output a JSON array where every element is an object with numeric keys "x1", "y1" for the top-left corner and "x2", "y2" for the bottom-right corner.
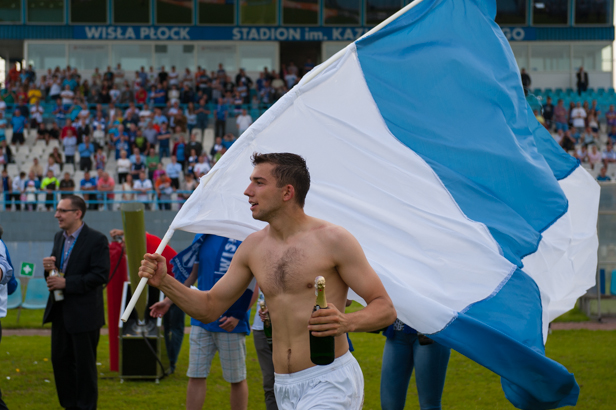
[
  {"x1": 274, "y1": 351, "x2": 364, "y2": 410},
  {"x1": 186, "y1": 326, "x2": 247, "y2": 383}
]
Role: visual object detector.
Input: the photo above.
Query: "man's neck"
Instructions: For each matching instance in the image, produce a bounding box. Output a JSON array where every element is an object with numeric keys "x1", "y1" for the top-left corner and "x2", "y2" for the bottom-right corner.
[
  {"x1": 65, "y1": 221, "x2": 83, "y2": 236},
  {"x1": 267, "y1": 207, "x2": 310, "y2": 241}
]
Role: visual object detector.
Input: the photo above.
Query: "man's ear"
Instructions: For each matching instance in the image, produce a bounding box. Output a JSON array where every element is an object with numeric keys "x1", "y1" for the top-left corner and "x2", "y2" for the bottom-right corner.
[{"x1": 282, "y1": 184, "x2": 296, "y2": 203}]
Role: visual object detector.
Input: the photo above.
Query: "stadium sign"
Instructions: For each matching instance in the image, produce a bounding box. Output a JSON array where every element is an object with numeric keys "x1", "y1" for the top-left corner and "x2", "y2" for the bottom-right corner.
[{"x1": 74, "y1": 26, "x2": 370, "y2": 41}]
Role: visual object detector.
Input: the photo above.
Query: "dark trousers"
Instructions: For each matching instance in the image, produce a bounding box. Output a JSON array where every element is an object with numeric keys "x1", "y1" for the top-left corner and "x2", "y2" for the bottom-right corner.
[
  {"x1": 162, "y1": 304, "x2": 185, "y2": 373},
  {"x1": 79, "y1": 157, "x2": 92, "y2": 171},
  {"x1": 0, "y1": 321, "x2": 8, "y2": 410},
  {"x1": 170, "y1": 178, "x2": 179, "y2": 189},
  {"x1": 65, "y1": 156, "x2": 74, "y2": 164},
  {"x1": 11, "y1": 192, "x2": 22, "y2": 210},
  {"x1": 253, "y1": 330, "x2": 278, "y2": 410},
  {"x1": 215, "y1": 119, "x2": 226, "y2": 138},
  {"x1": 51, "y1": 312, "x2": 100, "y2": 410}
]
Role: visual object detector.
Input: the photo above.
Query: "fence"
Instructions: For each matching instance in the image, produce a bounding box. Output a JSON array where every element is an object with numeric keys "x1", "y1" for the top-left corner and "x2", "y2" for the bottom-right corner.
[{"x1": 1, "y1": 189, "x2": 195, "y2": 212}]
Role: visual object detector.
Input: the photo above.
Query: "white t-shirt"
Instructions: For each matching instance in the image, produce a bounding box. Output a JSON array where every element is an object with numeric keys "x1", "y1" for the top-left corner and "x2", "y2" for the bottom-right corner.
[
  {"x1": 50, "y1": 82, "x2": 62, "y2": 96},
  {"x1": 571, "y1": 108, "x2": 587, "y2": 128},
  {"x1": 109, "y1": 89, "x2": 121, "y2": 102},
  {"x1": 30, "y1": 105, "x2": 44, "y2": 123},
  {"x1": 61, "y1": 89, "x2": 74, "y2": 105},
  {"x1": 133, "y1": 178, "x2": 153, "y2": 202},
  {"x1": 236, "y1": 114, "x2": 253, "y2": 133},
  {"x1": 194, "y1": 161, "x2": 211, "y2": 176},
  {"x1": 0, "y1": 100, "x2": 6, "y2": 113},
  {"x1": 168, "y1": 71, "x2": 179, "y2": 86},
  {"x1": 117, "y1": 158, "x2": 131, "y2": 173}
]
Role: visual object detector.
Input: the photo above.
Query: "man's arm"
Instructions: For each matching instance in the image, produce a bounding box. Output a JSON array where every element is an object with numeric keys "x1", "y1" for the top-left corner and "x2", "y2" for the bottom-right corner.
[
  {"x1": 309, "y1": 227, "x2": 396, "y2": 337},
  {"x1": 0, "y1": 242, "x2": 14, "y2": 285},
  {"x1": 139, "y1": 239, "x2": 254, "y2": 324}
]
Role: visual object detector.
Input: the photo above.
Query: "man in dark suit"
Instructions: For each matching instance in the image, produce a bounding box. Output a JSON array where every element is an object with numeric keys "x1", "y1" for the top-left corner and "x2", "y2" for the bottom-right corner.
[
  {"x1": 43, "y1": 195, "x2": 109, "y2": 410},
  {"x1": 577, "y1": 66, "x2": 589, "y2": 96}
]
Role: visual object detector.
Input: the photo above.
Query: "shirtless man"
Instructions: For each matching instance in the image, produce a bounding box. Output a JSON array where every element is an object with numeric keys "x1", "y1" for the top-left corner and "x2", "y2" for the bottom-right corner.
[{"x1": 139, "y1": 153, "x2": 396, "y2": 409}]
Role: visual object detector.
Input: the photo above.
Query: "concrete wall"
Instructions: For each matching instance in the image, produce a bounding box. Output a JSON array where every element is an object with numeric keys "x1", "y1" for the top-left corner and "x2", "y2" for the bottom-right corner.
[{"x1": 1, "y1": 211, "x2": 196, "y2": 277}]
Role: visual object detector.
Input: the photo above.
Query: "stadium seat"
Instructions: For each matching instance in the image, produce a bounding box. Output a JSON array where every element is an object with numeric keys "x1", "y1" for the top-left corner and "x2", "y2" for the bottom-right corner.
[
  {"x1": 191, "y1": 128, "x2": 203, "y2": 141},
  {"x1": 611, "y1": 270, "x2": 616, "y2": 296},
  {"x1": 7, "y1": 163, "x2": 19, "y2": 177},
  {"x1": 7, "y1": 280, "x2": 22, "y2": 309},
  {"x1": 609, "y1": 88, "x2": 615, "y2": 95},
  {"x1": 597, "y1": 88, "x2": 606, "y2": 95},
  {"x1": 63, "y1": 163, "x2": 75, "y2": 174},
  {"x1": 21, "y1": 278, "x2": 49, "y2": 309},
  {"x1": 203, "y1": 129, "x2": 215, "y2": 152}
]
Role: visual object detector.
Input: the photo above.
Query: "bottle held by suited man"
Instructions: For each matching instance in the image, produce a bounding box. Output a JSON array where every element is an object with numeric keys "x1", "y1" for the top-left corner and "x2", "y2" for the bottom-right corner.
[
  {"x1": 49, "y1": 268, "x2": 64, "y2": 301},
  {"x1": 309, "y1": 276, "x2": 335, "y2": 365}
]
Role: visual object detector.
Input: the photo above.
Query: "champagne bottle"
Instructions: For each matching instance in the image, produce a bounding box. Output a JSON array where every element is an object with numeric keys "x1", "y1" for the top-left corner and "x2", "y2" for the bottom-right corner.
[
  {"x1": 49, "y1": 269, "x2": 64, "y2": 302},
  {"x1": 309, "y1": 276, "x2": 335, "y2": 365},
  {"x1": 259, "y1": 300, "x2": 273, "y2": 344}
]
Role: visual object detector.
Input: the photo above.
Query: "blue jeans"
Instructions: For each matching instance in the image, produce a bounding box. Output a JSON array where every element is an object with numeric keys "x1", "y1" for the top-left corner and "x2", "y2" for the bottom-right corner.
[
  {"x1": 380, "y1": 330, "x2": 451, "y2": 410},
  {"x1": 162, "y1": 304, "x2": 186, "y2": 373},
  {"x1": 555, "y1": 122, "x2": 568, "y2": 132},
  {"x1": 159, "y1": 145, "x2": 170, "y2": 158}
]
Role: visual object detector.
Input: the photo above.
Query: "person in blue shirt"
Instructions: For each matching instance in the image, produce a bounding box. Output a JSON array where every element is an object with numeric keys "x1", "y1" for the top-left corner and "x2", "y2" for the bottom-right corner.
[
  {"x1": 10, "y1": 109, "x2": 26, "y2": 145},
  {"x1": 114, "y1": 135, "x2": 130, "y2": 161},
  {"x1": 78, "y1": 136, "x2": 95, "y2": 171},
  {"x1": 53, "y1": 98, "x2": 66, "y2": 125},
  {"x1": 214, "y1": 98, "x2": 228, "y2": 138},
  {"x1": 61, "y1": 77, "x2": 78, "y2": 91},
  {"x1": 157, "y1": 122, "x2": 171, "y2": 158},
  {"x1": 0, "y1": 224, "x2": 16, "y2": 410},
  {"x1": 166, "y1": 155, "x2": 183, "y2": 189},
  {"x1": 597, "y1": 166, "x2": 612, "y2": 181},
  {"x1": 149, "y1": 234, "x2": 256, "y2": 410},
  {"x1": 80, "y1": 171, "x2": 98, "y2": 210}
]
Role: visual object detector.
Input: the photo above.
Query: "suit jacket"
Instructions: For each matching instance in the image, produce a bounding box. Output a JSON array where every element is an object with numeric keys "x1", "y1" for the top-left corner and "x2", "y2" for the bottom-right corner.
[
  {"x1": 43, "y1": 223, "x2": 110, "y2": 333},
  {"x1": 576, "y1": 71, "x2": 589, "y2": 86}
]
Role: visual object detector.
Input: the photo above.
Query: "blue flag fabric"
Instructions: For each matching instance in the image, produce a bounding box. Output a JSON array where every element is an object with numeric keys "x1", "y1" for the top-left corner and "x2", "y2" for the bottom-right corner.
[
  {"x1": 166, "y1": 0, "x2": 600, "y2": 408},
  {"x1": 169, "y1": 234, "x2": 206, "y2": 284}
]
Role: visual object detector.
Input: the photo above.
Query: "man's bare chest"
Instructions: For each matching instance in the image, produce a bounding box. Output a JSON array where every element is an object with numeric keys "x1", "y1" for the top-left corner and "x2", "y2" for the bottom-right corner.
[{"x1": 252, "y1": 244, "x2": 336, "y2": 296}]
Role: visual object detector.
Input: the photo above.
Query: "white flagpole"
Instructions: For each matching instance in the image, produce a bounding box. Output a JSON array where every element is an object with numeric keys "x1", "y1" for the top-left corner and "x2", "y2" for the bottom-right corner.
[
  {"x1": 301, "y1": 0, "x2": 426, "y2": 85},
  {"x1": 120, "y1": 229, "x2": 175, "y2": 322}
]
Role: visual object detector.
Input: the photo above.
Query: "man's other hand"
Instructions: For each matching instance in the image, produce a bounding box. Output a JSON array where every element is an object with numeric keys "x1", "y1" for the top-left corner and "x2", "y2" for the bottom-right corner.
[
  {"x1": 258, "y1": 307, "x2": 269, "y2": 322},
  {"x1": 219, "y1": 316, "x2": 239, "y2": 332},
  {"x1": 47, "y1": 275, "x2": 66, "y2": 291},
  {"x1": 149, "y1": 299, "x2": 172, "y2": 318},
  {"x1": 139, "y1": 253, "x2": 168, "y2": 288},
  {"x1": 308, "y1": 303, "x2": 349, "y2": 338}
]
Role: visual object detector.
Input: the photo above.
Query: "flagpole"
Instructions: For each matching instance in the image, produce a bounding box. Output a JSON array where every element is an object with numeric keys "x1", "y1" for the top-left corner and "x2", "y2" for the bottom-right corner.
[
  {"x1": 120, "y1": 229, "x2": 175, "y2": 322},
  {"x1": 301, "y1": 0, "x2": 426, "y2": 85}
]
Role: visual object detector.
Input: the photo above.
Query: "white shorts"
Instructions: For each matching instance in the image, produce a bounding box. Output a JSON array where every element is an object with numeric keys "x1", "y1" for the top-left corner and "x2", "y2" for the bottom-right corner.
[{"x1": 274, "y1": 351, "x2": 364, "y2": 410}]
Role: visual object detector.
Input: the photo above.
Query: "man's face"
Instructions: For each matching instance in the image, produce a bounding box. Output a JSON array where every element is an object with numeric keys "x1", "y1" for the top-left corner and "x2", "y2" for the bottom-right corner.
[
  {"x1": 244, "y1": 163, "x2": 287, "y2": 221},
  {"x1": 55, "y1": 199, "x2": 81, "y2": 231}
]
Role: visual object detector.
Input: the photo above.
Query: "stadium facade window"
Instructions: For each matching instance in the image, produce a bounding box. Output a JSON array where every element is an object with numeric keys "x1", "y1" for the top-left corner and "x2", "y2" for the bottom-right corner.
[
  {"x1": 197, "y1": 45, "x2": 237, "y2": 73},
  {"x1": 495, "y1": 0, "x2": 527, "y2": 25},
  {"x1": 112, "y1": 44, "x2": 153, "y2": 71},
  {"x1": 532, "y1": 0, "x2": 568, "y2": 25},
  {"x1": 240, "y1": 0, "x2": 278, "y2": 25},
  {"x1": 529, "y1": 44, "x2": 570, "y2": 71},
  {"x1": 71, "y1": 0, "x2": 107, "y2": 23},
  {"x1": 199, "y1": 0, "x2": 235, "y2": 25},
  {"x1": 0, "y1": 0, "x2": 22, "y2": 22},
  {"x1": 510, "y1": 44, "x2": 529, "y2": 70},
  {"x1": 323, "y1": 41, "x2": 349, "y2": 60},
  {"x1": 27, "y1": 43, "x2": 67, "y2": 70},
  {"x1": 27, "y1": 0, "x2": 64, "y2": 23},
  {"x1": 156, "y1": 0, "x2": 193, "y2": 24},
  {"x1": 572, "y1": 44, "x2": 612, "y2": 71},
  {"x1": 114, "y1": 0, "x2": 150, "y2": 24},
  {"x1": 324, "y1": 0, "x2": 360, "y2": 25},
  {"x1": 365, "y1": 0, "x2": 401, "y2": 26},
  {"x1": 574, "y1": 0, "x2": 610, "y2": 25},
  {"x1": 154, "y1": 44, "x2": 195, "y2": 71},
  {"x1": 238, "y1": 43, "x2": 277, "y2": 72},
  {"x1": 283, "y1": 0, "x2": 319, "y2": 25},
  {"x1": 69, "y1": 44, "x2": 109, "y2": 70}
]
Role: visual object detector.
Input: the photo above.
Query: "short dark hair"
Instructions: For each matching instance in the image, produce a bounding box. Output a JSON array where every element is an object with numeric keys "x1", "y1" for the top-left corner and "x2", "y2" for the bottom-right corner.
[
  {"x1": 251, "y1": 152, "x2": 310, "y2": 208},
  {"x1": 65, "y1": 195, "x2": 86, "y2": 220}
]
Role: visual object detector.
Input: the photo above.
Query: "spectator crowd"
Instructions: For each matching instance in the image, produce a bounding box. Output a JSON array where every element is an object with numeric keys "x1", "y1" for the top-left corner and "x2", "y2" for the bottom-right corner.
[{"x1": 0, "y1": 60, "x2": 315, "y2": 210}]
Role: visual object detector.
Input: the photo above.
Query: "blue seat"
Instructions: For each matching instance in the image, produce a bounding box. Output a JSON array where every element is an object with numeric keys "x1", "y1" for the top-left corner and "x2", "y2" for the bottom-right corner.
[
  {"x1": 608, "y1": 88, "x2": 615, "y2": 95},
  {"x1": 611, "y1": 270, "x2": 616, "y2": 296},
  {"x1": 7, "y1": 280, "x2": 22, "y2": 309},
  {"x1": 22, "y1": 278, "x2": 49, "y2": 309}
]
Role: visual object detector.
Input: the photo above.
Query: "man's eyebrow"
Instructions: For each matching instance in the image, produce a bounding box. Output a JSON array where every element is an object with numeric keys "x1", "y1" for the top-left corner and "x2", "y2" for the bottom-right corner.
[{"x1": 251, "y1": 176, "x2": 266, "y2": 182}]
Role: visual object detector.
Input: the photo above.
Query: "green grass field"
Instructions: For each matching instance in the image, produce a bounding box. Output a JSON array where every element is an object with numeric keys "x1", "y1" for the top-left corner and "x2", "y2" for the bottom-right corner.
[
  {"x1": 1, "y1": 330, "x2": 615, "y2": 409},
  {"x1": 1, "y1": 301, "x2": 614, "y2": 409}
]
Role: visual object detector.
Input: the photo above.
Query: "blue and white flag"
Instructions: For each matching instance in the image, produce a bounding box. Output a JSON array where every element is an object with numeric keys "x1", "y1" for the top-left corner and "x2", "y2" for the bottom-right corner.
[
  {"x1": 169, "y1": 234, "x2": 206, "y2": 283},
  {"x1": 168, "y1": 0, "x2": 599, "y2": 408}
]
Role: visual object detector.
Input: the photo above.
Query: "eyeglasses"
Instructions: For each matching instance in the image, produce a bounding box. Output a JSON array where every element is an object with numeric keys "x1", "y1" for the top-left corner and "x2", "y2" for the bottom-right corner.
[{"x1": 55, "y1": 208, "x2": 78, "y2": 214}]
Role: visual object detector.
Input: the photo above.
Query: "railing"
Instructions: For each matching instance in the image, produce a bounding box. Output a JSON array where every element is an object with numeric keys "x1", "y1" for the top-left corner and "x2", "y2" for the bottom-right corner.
[{"x1": 1, "y1": 189, "x2": 195, "y2": 211}]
